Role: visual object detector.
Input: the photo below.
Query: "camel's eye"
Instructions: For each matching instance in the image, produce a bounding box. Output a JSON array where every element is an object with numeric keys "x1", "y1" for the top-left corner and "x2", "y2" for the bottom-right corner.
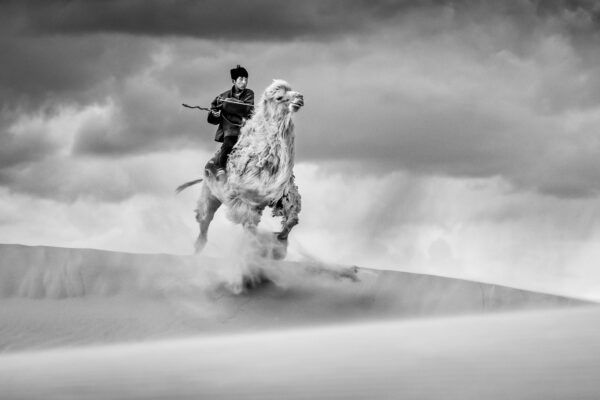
[{"x1": 276, "y1": 96, "x2": 284, "y2": 101}]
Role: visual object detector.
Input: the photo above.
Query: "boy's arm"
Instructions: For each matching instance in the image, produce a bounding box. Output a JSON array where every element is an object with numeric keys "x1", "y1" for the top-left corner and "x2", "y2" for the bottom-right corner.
[
  {"x1": 207, "y1": 96, "x2": 222, "y2": 125},
  {"x1": 241, "y1": 90, "x2": 255, "y2": 118},
  {"x1": 242, "y1": 90, "x2": 254, "y2": 105}
]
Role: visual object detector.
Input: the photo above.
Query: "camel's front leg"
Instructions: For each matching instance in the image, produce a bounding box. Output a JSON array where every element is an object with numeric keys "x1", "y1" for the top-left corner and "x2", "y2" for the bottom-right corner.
[
  {"x1": 194, "y1": 183, "x2": 221, "y2": 253},
  {"x1": 236, "y1": 205, "x2": 272, "y2": 259},
  {"x1": 241, "y1": 206, "x2": 264, "y2": 236},
  {"x1": 271, "y1": 177, "x2": 301, "y2": 259}
]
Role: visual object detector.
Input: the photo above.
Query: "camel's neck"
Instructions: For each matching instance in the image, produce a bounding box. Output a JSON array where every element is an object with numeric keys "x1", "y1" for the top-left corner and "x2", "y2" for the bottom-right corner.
[
  {"x1": 258, "y1": 110, "x2": 296, "y2": 187},
  {"x1": 250, "y1": 106, "x2": 296, "y2": 170},
  {"x1": 259, "y1": 109, "x2": 294, "y2": 146},
  {"x1": 274, "y1": 115, "x2": 295, "y2": 159}
]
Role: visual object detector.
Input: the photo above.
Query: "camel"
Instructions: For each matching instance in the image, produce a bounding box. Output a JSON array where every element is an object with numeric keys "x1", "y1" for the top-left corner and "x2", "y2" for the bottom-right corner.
[{"x1": 178, "y1": 80, "x2": 304, "y2": 259}]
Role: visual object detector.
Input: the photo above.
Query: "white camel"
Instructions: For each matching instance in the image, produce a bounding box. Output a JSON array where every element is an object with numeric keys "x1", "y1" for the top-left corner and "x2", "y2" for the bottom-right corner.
[{"x1": 178, "y1": 79, "x2": 304, "y2": 259}]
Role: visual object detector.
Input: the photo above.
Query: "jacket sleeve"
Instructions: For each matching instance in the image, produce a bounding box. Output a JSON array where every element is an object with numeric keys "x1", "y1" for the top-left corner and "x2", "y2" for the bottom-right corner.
[
  {"x1": 206, "y1": 96, "x2": 222, "y2": 125},
  {"x1": 241, "y1": 90, "x2": 255, "y2": 119}
]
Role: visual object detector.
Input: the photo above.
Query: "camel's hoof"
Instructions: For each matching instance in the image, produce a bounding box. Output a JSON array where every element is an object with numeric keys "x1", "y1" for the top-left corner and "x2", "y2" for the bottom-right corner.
[
  {"x1": 242, "y1": 270, "x2": 271, "y2": 290},
  {"x1": 339, "y1": 266, "x2": 360, "y2": 282},
  {"x1": 275, "y1": 232, "x2": 288, "y2": 241}
]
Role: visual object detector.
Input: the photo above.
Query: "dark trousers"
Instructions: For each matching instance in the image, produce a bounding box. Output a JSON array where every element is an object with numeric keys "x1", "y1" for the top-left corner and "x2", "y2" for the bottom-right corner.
[{"x1": 218, "y1": 135, "x2": 238, "y2": 169}]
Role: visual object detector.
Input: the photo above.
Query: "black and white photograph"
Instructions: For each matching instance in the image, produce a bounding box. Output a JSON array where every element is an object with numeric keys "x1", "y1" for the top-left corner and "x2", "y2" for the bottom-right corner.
[{"x1": 1, "y1": 0, "x2": 600, "y2": 398}]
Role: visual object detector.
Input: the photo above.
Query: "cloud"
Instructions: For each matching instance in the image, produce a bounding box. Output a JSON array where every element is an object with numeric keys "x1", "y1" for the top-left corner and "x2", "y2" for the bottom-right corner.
[
  {"x1": 71, "y1": 73, "x2": 205, "y2": 156},
  {"x1": 289, "y1": 166, "x2": 600, "y2": 295},
  {"x1": 2, "y1": 0, "x2": 600, "y2": 204},
  {"x1": 286, "y1": 17, "x2": 600, "y2": 197},
  {"x1": 0, "y1": 35, "x2": 158, "y2": 116},
  {"x1": 2, "y1": 0, "x2": 413, "y2": 40},
  {"x1": 2, "y1": 147, "x2": 212, "y2": 203},
  {"x1": 4, "y1": 0, "x2": 600, "y2": 41},
  {"x1": 0, "y1": 115, "x2": 58, "y2": 169},
  {"x1": 0, "y1": 187, "x2": 198, "y2": 255}
]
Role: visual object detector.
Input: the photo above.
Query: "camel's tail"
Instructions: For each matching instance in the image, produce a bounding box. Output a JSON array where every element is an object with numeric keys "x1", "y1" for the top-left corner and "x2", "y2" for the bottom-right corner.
[{"x1": 175, "y1": 178, "x2": 203, "y2": 194}]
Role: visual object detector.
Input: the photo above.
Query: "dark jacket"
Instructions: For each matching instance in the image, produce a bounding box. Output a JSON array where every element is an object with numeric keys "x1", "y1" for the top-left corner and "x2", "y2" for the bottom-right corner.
[{"x1": 207, "y1": 86, "x2": 254, "y2": 142}]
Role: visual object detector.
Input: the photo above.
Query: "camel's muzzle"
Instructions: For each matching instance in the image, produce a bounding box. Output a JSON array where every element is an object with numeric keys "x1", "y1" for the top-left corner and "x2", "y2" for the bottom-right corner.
[{"x1": 290, "y1": 94, "x2": 304, "y2": 111}]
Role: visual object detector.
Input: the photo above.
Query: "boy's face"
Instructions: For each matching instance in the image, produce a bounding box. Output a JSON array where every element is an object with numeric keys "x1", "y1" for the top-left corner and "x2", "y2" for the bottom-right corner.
[{"x1": 233, "y1": 76, "x2": 248, "y2": 91}]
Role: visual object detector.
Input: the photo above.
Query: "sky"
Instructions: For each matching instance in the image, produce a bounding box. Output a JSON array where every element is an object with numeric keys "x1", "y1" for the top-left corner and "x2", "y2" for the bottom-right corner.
[{"x1": 1, "y1": 0, "x2": 600, "y2": 298}]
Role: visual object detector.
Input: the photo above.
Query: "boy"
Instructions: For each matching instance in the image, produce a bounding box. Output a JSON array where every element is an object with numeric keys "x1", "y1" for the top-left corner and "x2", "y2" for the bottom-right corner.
[{"x1": 207, "y1": 65, "x2": 254, "y2": 180}]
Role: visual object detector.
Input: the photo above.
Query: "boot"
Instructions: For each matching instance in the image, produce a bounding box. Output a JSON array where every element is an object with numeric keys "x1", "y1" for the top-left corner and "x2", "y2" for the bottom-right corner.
[{"x1": 216, "y1": 168, "x2": 227, "y2": 182}]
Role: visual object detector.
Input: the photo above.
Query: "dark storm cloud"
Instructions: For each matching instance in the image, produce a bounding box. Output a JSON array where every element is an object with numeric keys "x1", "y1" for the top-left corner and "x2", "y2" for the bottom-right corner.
[
  {"x1": 3, "y1": 0, "x2": 401, "y2": 40},
  {"x1": 0, "y1": 35, "x2": 154, "y2": 111},
  {"x1": 4, "y1": 0, "x2": 600, "y2": 40},
  {"x1": 1, "y1": 0, "x2": 598, "y2": 115},
  {"x1": 2, "y1": 0, "x2": 599, "y2": 113},
  {"x1": 535, "y1": 0, "x2": 600, "y2": 23}
]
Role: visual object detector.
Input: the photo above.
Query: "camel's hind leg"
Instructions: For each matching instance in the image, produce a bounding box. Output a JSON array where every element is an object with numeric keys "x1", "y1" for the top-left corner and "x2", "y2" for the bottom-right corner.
[
  {"x1": 194, "y1": 183, "x2": 221, "y2": 253},
  {"x1": 270, "y1": 176, "x2": 301, "y2": 259}
]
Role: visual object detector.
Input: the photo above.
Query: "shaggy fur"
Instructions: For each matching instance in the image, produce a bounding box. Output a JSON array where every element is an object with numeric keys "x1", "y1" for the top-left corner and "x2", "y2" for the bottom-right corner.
[{"x1": 191, "y1": 80, "x2": 304, "y2": 258}]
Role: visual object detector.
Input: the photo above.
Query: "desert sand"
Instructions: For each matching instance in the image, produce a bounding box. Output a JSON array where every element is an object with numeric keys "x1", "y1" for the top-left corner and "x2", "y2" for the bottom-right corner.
[{"x1": 0, "y1": 243, "x2": 598, "y2": 399}]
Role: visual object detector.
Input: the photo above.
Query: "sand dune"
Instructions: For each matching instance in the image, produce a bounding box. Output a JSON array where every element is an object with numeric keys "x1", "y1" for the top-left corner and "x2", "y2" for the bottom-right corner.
[
  {"x1": 0, "y1": 243, "x2": 584, "y2": 352},
  {"x1": 0, "y1": 243, "x2": 597, "y2": 399},
  {"x1": 2, "y1": 306, "x2": 600, "y2": 400}
]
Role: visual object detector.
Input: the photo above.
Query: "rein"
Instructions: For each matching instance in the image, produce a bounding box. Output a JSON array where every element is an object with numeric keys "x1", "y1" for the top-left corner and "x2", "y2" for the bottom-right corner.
[
  {"x1": 182, "y1": 100, "x2": 254, "y2": 127},
  {"x1": 181, "y1": 103, "x2": 212, "y2": 112}
]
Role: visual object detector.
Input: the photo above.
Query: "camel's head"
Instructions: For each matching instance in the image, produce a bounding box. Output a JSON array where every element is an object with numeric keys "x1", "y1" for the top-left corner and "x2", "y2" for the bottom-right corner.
[{"x1": 262, "y1": 79, "x2": 304, "y2": 115}]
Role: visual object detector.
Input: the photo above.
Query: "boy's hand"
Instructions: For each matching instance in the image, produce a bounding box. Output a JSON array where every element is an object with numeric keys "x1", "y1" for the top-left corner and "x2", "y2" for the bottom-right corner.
[{"x1": 211, "y1": 110, "x2": 221, "y2": 118}]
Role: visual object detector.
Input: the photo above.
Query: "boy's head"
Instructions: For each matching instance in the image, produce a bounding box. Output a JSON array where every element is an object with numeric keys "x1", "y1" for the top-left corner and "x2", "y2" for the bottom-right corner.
[{"x1": 230, "y1": 65, "x2": 248, "y2": 91}]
